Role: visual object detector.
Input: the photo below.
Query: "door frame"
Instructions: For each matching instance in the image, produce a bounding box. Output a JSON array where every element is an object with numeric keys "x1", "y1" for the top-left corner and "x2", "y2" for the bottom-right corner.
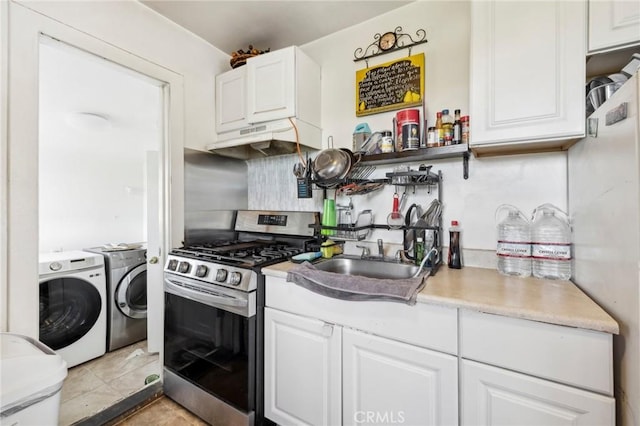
[{"x1": 2, "y1": 1, "x2": 184, "y2": 338}]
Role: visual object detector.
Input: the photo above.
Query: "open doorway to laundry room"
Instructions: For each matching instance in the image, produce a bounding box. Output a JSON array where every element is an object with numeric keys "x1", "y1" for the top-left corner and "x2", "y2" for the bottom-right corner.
[{"x1": 38, "y1": 37, "x2": 164, "y2": 425}]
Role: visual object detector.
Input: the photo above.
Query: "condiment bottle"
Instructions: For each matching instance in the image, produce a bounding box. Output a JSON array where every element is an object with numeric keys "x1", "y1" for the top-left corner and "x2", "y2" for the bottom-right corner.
[
  {"x1": 453, "y1": 109, "x2": 462, "y2": 145},
  {"x1": 461, "y1": 116, "x2": 470, "y2": 144},
  {"x1": 415, "y1": 237, "x2": 425, "y2": 265},
  {"x1": 435, "y1": 112, "x2": 443, "y2": 146},
  {"x1": 442, "y1": 109, "x2": 454, "y2": 146},
  {"x1": 448, "y1": 220, "x2": 462, "y2": 269},
  {"x1": 427, "y1": 127, "x2": 437, "y2": 148}
]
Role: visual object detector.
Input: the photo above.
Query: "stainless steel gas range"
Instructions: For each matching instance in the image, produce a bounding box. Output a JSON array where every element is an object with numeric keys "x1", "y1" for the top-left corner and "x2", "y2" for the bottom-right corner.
[{"x1": 163, "y1": 210, "x2": 319, "y2": 426}]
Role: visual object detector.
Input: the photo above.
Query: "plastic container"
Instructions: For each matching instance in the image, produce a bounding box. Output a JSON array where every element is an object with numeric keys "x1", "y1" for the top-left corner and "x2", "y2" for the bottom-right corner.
[
  {"x1": 352, "y1": 123, "x2": 371, "y2": 152},
  {"x1": 321, "y1": 199, "x2": 336, "y2": 236},
  {"x1": 448, "y1": 220, "x2": 462, "y2": 269},
  {"x1": 531, "y1": 204, "x2": 572, "y2": 280},
  {"x1": 0, "y1": 333, "x2": 68, "y2": 425},
  {"x1": 496, "y1": 205, "x2": 531, "y2": 277}
]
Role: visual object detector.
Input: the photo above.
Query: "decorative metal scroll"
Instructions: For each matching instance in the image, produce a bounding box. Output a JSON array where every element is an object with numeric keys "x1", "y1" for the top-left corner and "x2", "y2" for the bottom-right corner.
[{"x1": 354, "y1": 27, "x2": 428, "y2": 64}]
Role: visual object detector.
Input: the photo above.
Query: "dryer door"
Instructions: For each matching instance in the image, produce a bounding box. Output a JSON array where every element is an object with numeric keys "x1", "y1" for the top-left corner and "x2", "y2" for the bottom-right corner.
[
  {"x1": 39, "y1": 277, "x2": 102, "y2": 350},
  {"x1": 116, "y1": 264, "x2": 147, "y2": 319}
]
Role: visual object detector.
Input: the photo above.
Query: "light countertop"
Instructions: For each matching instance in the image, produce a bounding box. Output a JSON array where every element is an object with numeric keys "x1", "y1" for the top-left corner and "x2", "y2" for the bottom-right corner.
[{"x1": 262, "y1": 261, "x2": 619, "y2": 334}]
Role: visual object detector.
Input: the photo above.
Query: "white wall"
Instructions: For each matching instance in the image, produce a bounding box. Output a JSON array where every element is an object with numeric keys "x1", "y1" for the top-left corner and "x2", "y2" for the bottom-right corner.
[
  {"x1": 3, "y1": 0, "x2": 227, "y2": 335},
  {"x1": 39, "y1": 42, "x2": 162, "y2": 252},
  {"x1": 248, "y1": 1, "x2": 568, "y2": 267},
  {"x1": 20, "y1": 0, "x2": 230, "y2": 151}
]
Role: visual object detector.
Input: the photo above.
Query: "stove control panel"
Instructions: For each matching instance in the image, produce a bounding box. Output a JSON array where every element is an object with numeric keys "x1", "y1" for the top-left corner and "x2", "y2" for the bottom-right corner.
[{"x1": 164, "y1": 255, "x2": 257, "y2": 292}]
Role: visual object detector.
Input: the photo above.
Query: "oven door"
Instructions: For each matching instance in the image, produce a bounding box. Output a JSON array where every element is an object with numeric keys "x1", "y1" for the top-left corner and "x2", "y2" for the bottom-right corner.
[{"x1": 164, "y1": 274, "x2": 256, "y2": 414}]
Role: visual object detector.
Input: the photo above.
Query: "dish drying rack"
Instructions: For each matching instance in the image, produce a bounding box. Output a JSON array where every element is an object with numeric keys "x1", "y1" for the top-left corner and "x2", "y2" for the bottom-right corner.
[
  {"x1": 332, "y1": 207, "x2": 373, "y2": 241},
  {"x1": 311, "y1": 168, "x2": 444, "y2": 272}
]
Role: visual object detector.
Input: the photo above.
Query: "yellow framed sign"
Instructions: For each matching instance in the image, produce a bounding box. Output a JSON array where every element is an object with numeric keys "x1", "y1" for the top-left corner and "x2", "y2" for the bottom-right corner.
[{"x1": 356, "y1": 53, "x2": 424, "y2": 117}]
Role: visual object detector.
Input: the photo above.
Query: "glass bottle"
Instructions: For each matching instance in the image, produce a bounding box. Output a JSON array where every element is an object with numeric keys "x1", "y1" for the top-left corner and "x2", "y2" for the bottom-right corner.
[
  {"x1": 442, "y1": 109, "x2": 454, "y2": 146},
  {"x1": 453, "y1": 109, "x2": 462, "y2": 145},
  {"x1": 435, "y1": 112, "x2": 443, "y2": 147}
]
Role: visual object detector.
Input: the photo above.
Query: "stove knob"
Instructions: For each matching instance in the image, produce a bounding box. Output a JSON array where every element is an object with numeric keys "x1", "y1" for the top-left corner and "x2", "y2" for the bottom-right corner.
[
  {"x1": 215, "y1": 269, "x2": 228, "y2": 282},
  {"x1": 167, "y1": 259, "x2": 179, "y2": 271},
  {"x1": 229, "y1": 271, "x2": 242, "y2": 286},
  {"x1": 178, "y1": 261, "x2": 191, "y2": 273},
  {"x1": 195, "y1": 265, "x2": 208, "y2": 278}
]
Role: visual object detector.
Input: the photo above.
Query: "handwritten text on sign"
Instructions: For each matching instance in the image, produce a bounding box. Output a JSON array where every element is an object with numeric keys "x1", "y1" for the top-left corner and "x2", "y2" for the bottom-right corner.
[{"x1": 356, "y1": 53, "x2": 424, "y2": 117}]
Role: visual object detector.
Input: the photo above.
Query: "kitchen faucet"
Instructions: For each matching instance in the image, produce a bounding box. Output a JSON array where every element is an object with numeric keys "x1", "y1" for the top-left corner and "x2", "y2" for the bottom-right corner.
[{"x1": 356, "y1": 239, "x2": 385, "y2": 259}]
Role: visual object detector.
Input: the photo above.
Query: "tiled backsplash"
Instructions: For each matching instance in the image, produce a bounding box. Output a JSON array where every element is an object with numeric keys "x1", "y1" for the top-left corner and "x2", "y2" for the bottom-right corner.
[
  {"x1": 248, "y1": 154, "x2": 324, "y2": 212},
  {"x1": 247, "y1": 150, "x2": 568, "y2": 269}
]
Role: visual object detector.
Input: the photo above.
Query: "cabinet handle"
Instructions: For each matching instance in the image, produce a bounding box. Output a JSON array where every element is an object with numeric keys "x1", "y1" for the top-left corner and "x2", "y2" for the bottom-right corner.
[{"x1": 322, "y1": 323, "x2": 333, "y2": 337}]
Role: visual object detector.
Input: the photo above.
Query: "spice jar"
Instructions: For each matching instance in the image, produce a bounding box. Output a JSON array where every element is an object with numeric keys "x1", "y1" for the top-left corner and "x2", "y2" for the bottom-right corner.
[
  {"x1": 461, "y1": 116, "x2": 470, "y2": 144},
  {"x1": 427, "y1": 127, "x2": 437, "y2": 148},
  {"x1": 379, "y1": 130, "x2": 394, "y2": 153}
]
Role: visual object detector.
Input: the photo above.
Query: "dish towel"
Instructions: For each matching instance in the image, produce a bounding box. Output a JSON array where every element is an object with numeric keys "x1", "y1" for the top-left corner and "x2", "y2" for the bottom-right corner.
[{"x1": 286, "y1": 261, "x2": 426, "y2": 305}]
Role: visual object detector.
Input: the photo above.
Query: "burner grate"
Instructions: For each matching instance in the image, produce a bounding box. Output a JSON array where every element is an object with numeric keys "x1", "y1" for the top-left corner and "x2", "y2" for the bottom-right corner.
[{"x1": 171, "y1": 240, "x2": 306, "y2": 267}]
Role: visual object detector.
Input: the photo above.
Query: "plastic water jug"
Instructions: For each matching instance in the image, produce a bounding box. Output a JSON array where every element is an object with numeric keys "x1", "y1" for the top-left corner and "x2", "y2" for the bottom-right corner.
[
  {"x1": 531, "y1": 204, "x2": 571, "y2": 280},
  {"x1": 495, "y1": 205, "x2": 531, "y2": 277}
]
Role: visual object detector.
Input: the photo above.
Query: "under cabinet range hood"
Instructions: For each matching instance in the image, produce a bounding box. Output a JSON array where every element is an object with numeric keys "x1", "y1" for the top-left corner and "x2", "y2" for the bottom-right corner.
[{"x1": 207, "y1": 118, "x2": 322, "y2": 160}]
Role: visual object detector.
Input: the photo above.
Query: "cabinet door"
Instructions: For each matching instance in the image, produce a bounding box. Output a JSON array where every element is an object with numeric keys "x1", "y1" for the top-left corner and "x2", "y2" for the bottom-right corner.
[
  {"x1": 215, "y1": 67, "x2": 248, "y2": 133},
  {"x1": 264, "y1": 308, "x2": 341, "y2": 426},
  {"x1": 461, "y1": 360, "x2": 615, "y2": 425},
  {"x1": 589, "y1": 0, "x2": 640, "y2": 52},
  {"x1": 343, "y1": 328, "x2": 458, "y2": 426},
  {"x1": 470, "y1": 1, "x2": 585, "y2": 151},
  {"x1": 247, "y1": 47, "x2": 295, "y2": 123}
]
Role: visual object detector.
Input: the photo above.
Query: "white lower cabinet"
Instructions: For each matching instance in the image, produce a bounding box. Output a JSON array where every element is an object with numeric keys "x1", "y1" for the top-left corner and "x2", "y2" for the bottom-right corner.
[
  {"x1": 264, "y1": 307, "x2": 458, "y2": 426},
  {"x1": 461, "y1": 360, "x2": 615, "y2": 425},
  {"x1": 264, "y1": 307, "x2": 341, "y2": 426},
  {"x1": 342, "y1": 328, "x2": 458, "y2": 426}
]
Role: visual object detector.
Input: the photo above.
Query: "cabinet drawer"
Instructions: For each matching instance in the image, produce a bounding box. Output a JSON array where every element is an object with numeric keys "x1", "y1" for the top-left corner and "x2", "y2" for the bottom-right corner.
[
  {"x1": 266, "y1": 276, "x2": 458, "y2": 355},
  {"x1": 460, "y1": 310, "x2": 613, "y2": 395}
]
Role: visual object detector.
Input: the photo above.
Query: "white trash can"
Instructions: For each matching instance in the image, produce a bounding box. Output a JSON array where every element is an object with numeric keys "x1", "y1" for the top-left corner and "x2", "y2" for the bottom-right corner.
[{"x1": 1, "y1": 333, "x2": 68, "y2": 425}]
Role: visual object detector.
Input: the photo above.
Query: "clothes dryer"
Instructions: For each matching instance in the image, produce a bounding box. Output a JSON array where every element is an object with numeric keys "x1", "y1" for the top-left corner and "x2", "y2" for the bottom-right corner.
[
  {"x1": 39, "y1": 251, "x2": 107, "y2": 368},
  {"x1": 84, "y1": 247, "x2": 147, "y2": 352}
]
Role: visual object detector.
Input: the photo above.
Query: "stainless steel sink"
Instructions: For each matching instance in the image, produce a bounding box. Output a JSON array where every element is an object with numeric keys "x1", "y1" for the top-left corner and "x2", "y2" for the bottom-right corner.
[{"x1": 314, "y1": 256, "x2": 427, "y2": 280}]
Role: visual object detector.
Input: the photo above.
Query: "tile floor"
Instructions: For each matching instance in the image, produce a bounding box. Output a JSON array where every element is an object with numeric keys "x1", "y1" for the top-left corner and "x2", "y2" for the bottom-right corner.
[
  {"x1": 114, "y1": 397, "x2": 207, "y2": 425},
  {"x1": 59, "y1": 340, "x2": 160, "y2": 425}
]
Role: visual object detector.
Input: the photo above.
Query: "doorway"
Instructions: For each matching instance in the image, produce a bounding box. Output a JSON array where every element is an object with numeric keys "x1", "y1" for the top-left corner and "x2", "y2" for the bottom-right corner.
[
  {"x1": 38, "y1": 38, "x2": 163, "y2": 424},
  {"x1": 5, "y1": 2, "x2": 186, "y2": 423}
]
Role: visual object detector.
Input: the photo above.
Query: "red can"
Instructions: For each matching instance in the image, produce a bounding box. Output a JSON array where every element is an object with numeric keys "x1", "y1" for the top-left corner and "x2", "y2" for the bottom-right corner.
[{"x1": 396, "y1": 109, "x2": 420, "y2": 151}]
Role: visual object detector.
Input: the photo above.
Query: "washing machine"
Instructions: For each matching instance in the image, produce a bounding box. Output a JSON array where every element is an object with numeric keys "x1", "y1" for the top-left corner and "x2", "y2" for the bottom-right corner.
[
  {"x1": 39, "y1": 251, "x2": 107, "y2": 368},
  {"x1": 84, "y1": 246, "x2": 147, "y2": 352}
]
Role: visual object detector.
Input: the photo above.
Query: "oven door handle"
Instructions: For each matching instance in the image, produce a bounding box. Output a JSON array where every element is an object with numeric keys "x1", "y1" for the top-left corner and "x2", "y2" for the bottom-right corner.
[{"x1": 164, "y1": 278, "x2": 252, "y2": 317}]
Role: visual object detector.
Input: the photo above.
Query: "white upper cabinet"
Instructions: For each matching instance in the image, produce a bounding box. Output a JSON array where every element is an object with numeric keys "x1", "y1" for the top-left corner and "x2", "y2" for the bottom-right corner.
[
  {"x1": 469, "y1": 0, "x2": 586, "y2": 155},
  {"x1": 215, "y1": 46, "x2": 321, "y2": 136},
  {"x1": 247, "y1": 47, "x2": 296, "y2": 124},
  {"x1": 589, "y1": 0, "x2": 640, "y2": 53},
  {"x1": 215, "y1": 66, "x2": 248, "y2": 133}
]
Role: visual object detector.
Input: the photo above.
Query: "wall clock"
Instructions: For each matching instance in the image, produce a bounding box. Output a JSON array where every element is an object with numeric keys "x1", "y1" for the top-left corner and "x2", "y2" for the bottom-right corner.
[{"x1": 378, "y1": 32, "x2": 397, "y2": 51}]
